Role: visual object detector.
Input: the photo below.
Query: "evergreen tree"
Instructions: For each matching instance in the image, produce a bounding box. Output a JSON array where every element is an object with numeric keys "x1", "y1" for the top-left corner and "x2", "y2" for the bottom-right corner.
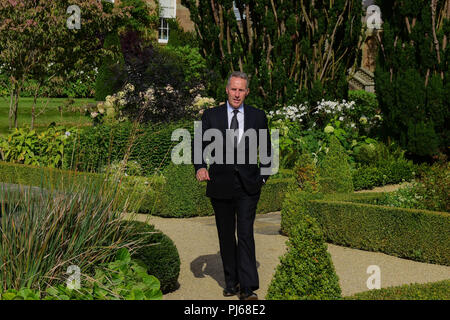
[
  {"x1": 182, "y1": 0, "x2": 363, "y2": 110},
  {"x1": 266, "y1": 214, "x2": 342, "y2": 300},
  {"x1": 374, "y1": 0, "x2": 450, "y2": 159}
]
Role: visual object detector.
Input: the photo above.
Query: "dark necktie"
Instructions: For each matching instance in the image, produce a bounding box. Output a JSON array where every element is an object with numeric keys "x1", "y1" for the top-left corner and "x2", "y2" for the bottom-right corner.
[{"x1": 230, "y1": 109, "x2": 239, "y2": 148}]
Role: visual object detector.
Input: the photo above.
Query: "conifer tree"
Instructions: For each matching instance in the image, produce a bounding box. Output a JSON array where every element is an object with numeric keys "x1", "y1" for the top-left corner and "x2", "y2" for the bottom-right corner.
[
  {"x1": 374, "y1": 0, "x2": 449, "y2": 158},
  {"x1": 182, "y1": 0, "x2": 363, "y2": 109}
]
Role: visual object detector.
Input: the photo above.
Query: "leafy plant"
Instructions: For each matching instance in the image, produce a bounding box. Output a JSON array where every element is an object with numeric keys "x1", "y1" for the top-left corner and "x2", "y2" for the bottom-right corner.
[
  {"x1": 0, "y1": 124, "x2": 77, "y2": 168},
  {"x1": 0, "y1": 170, "x2": 143, "y2": 291},
  {"x1": 1, "y1": 249, "x2": 163, "y2": 300},
  {"x1": 317, "y1": 135, "x2": 354, "y2": 194},
  {"x1": 267, "y1": 214, "x2": 342, "y2": 300}
]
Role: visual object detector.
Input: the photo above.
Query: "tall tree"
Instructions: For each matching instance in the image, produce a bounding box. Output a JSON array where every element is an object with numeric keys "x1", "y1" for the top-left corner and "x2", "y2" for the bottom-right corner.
[
  {"x1": 374, "y1": 0, "x2": 450, "y2": 159},
  {"x1": 0, "y1": 0, "x2": 132, "y2": 130},
  {"x1": 182, "y1": 0, "x2": 363, "y2": 110}
]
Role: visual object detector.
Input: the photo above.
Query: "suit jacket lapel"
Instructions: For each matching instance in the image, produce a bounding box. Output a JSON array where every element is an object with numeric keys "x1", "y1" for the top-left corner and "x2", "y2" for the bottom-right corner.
[{"x1": 219, "y1": 103, "x2": 228, "y2": 132}]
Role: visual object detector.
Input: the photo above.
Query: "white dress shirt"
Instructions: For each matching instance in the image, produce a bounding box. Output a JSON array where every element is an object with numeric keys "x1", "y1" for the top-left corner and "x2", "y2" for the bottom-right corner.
[{"x1": 227, "y1": 101, "x2": 244, "y2": 143}]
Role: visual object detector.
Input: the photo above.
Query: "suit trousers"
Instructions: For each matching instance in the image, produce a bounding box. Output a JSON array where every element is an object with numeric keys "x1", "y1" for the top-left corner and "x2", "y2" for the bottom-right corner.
[{"x1": 210, "y1": 170, "x2": 260, "y2": 291}]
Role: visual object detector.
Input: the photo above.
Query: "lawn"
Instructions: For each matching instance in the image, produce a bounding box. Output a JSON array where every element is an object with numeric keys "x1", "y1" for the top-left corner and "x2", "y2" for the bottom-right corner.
[{"x1": 0, "y1": 96, "x2": 95, "y2": 137}]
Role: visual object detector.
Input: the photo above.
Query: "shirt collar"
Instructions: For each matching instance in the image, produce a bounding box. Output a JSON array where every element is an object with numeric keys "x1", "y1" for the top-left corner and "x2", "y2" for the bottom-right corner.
[{"x1": 226, "y1": 101, "x2": 244, "y2": 114}]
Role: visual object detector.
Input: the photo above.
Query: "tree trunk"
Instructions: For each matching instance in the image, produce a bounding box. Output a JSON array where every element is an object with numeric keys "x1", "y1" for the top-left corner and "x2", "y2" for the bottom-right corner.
[{"x1": 31, "y1": 81, "x2": 42, "y2": 130}]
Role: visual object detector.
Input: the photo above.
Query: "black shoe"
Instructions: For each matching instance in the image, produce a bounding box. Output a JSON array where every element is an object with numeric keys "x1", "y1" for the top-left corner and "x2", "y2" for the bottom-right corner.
[
  {"x1": 239, "y1": 288, "x2": 258, "y2": 300},
  {"x1": 223, "y1": 284, "x2": 240, "y2": 297}
]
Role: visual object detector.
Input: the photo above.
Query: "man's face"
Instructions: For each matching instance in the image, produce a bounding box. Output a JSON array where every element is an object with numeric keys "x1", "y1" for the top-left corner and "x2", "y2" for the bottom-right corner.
[{"x1": 226, "y1": 77, "x2": 249, "y2": 108}]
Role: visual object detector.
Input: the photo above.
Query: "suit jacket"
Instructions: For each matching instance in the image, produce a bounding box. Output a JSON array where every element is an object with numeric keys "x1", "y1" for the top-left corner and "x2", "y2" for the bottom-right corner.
[{"x1": 193, "y1": 103, "x2": 272, "y2": 199}]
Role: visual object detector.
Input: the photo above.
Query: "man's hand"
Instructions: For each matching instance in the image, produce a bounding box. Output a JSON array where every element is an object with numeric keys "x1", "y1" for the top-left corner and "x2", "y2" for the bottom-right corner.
[{"x1": 196, "y1": 168, "x2": 210, "y2": 182}]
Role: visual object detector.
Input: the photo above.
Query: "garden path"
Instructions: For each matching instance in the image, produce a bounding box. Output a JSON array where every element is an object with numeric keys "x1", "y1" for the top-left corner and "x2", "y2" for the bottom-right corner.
[{"x1": 135, "y1": 182, "x2": 450, "y2": 299}]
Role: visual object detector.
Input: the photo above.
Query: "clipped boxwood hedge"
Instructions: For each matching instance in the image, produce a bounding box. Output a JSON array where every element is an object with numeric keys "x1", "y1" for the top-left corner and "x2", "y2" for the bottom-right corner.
[
  {"x1": 63, "y1": 120, "x2": 193, "y2": 176},
  {"x1": 308, "y1": 200, "x2": 450, "y2": 265},
  {"x1": 120, "y1": 220, "x2": 180, "y2": 294},
  {"x1": 345, "y1": 279, "x2": 450, "y2": 300},
  {"x1": 281, "y1": 189, "x2": 450, "y2": 265},
  {"x1": 155, "y1": 163, "x2": 292, "y2": 217}
]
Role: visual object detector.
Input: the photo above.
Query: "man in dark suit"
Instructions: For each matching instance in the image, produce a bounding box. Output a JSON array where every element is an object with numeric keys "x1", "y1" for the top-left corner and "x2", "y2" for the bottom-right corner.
[{"x1": 193, "y1": 71, "x2": 273, "y2": 300}]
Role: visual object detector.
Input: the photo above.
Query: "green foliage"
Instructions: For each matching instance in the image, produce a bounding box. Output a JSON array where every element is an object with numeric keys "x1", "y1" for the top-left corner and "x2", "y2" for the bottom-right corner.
[
  {"x1": 183, "y1": 0, "x2": 362, "y2": 109},
  {"x1": 167, "y1": 18, "x2": 199, "y2": 47},
  {"x1": 0, "y1": 161, "x2": 290, "y2": 217},
  {"x1": 379, "y1": 160, "x2": 449, "y2": 212},
  {"x1": 293, "y1": 153, "x2": 319, "y2": 191},
  {"x1": 351, "y1": 141, "x2": 416, "y2": 190},
  {"x1": 94, "y1": 30, "x2": 125, "y2": 101},
  {"x1": 266, "y1": 215, "x2": 342, "y2": 300},
  {"x1": 0, "y1": 169, "x2": 144, "y2": 291},
  {"x1": 318, "y1": 135, "x2": 354, "y2": 193},
  {"x1": 307, "y1": 199, "x2": 450, "y2": 265},
  {"x1": 120, "y1": 221, "x2": 180, "y2": 293},
  {"x1": 0, "y1": 249, "x2": 163, "y2": 300},
  {"x1": 0, "y1": 124, "x2": 77, "y2": 168},
  {"x1": 163, "y1": 45, "x2": 208, "y2": 85},
  {"x1": 158, "y1": 163, "x2": 213, "y2": 217},
  {"x1": 346, "y1": 280, "x2": 450, "y2": 300},
  {"x1": 374, "y1": 1, "x2": 450, "y2": 158},
  {"x1": 280, "y1": 186, "x2": 323, "y2": 237},
  {"x1": 64, "y1": 120, "x2": 192, "y2": 175}
]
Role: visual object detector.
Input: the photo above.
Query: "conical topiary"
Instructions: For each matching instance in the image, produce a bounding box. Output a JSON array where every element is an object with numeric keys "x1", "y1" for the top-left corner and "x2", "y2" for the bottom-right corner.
[
  {"x1": 318, "y1": 135, "x2": 354, "y2": 194},
  {"x1": 266, "y1": 214, "x2": 342, "y2": 300}
]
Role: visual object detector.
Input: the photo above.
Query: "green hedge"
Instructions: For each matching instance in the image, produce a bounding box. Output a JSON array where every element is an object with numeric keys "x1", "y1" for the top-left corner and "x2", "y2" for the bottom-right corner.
[
  {"x1": 120, "y1": 221, "x2": 180, "y2": 294},
  {"x1": 0, "y1": 161, "x2": 290, "y2": 218},
  {"x1": 280, "y1": 188, "x2": 450, "y2": 265},
  {"x1": 345, "y1": 280, "x2": 450, "y2": 300},
  {"x1": 155, "y1": 163, "x2": 292, "y2": 217},
  {"x1": 64, "y1": 120, "x2": 193, "y2": 176},
  {"x1": 308, "y1": 200, "x2": 450, "y2": 265},
  {"x1": 266, "y1": 215, "x2": 342, "y2": 300},
  {"x1": 351, "y1": 158, "x2": 415, "y2": 191}
]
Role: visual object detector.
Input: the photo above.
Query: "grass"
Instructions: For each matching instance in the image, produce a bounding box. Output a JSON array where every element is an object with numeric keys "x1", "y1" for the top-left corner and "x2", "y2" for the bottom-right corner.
[{"x1": 0, "y1": 96, "x2": 95, "y2": 137}]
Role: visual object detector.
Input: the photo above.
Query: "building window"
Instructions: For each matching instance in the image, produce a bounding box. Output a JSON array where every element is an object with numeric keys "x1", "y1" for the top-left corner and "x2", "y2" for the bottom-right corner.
[
  {"x1": 158, "y1": 0, "x2": 176, "y2": 44},
  {"x1": 158, "y1": 18, "x2": 169, "y2": 43}
]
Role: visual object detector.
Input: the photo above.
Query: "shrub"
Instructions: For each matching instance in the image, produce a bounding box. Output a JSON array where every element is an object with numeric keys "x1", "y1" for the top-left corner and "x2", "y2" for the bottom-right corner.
[
  {"x1": 266, "y1": 215, "x2": 342, "y2": 300},
  {"x1": 318, "y1": 135, "x2": 354, "y2": 193},
  {"x1": 415, "y1": 160, "x2": 449, "y2": 212},
  {"x1": 280, "y1": 186, "x2": 323, "y2": 237},
  {"x1": 307, "y1": 200, "x2": 450, "y2": 265},
  {"x1": 0, "y1": 124, "x2": 78, "y2": 168},
  {"x1": 64, "y1": 120, "x2": 192, "y2": 175},
  {"x1": 293, "y1": 153, "x2": 319, "y2": 192},
  {"x1": 94, "y1": 30, "x2": 125, "y2": 101},
  {"x1": 345, "y1": 279, "x2": 450, "y2": 300},
  {"x1": 158, "y1": 163, "x2": 213, "y2": 218},
  {"x1": 0, "y1": 170, "x2": 143, "y2": 291},
  {"x1": 120, "y1": 221, "x2": 180, "y2": 293},
  {"x1": 0, "y1": 249, "x2": 163, "y2": 300}
]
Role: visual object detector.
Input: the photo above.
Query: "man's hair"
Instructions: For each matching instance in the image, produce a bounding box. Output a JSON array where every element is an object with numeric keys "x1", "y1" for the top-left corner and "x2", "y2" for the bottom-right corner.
[{"x1": 227, "y1": 71, "x2": 249, "y2": 89}]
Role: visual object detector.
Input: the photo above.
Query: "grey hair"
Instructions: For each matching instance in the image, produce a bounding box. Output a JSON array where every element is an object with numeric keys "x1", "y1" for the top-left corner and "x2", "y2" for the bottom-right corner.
[{"x1": 227, "y1": 71, "x2": 249, "y2": 88}]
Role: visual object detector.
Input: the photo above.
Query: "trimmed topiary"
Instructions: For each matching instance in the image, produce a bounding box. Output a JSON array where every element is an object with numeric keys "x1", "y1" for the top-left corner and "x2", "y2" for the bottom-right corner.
[
  {"x1": 158, "y1": 163, "x2": 213, "y2": 217},
  {"x1": 121, "y1": 220, "x2": 180, "y2": 294},
  {"x1": 280, "y1": 185, "x2": 323, "y2": 237},
  {"x1": 318, "y1": 135, "x2": 354, "y2": 194},
  {"x1": 266, "y1": 214, "x2": 342, "y2": 300}
]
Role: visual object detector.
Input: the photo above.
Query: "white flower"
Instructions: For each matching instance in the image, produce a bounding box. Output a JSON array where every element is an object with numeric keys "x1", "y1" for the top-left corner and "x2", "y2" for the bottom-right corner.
[{"x1": 65, "y1": 131, "x2": 71, "y2": 137}]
